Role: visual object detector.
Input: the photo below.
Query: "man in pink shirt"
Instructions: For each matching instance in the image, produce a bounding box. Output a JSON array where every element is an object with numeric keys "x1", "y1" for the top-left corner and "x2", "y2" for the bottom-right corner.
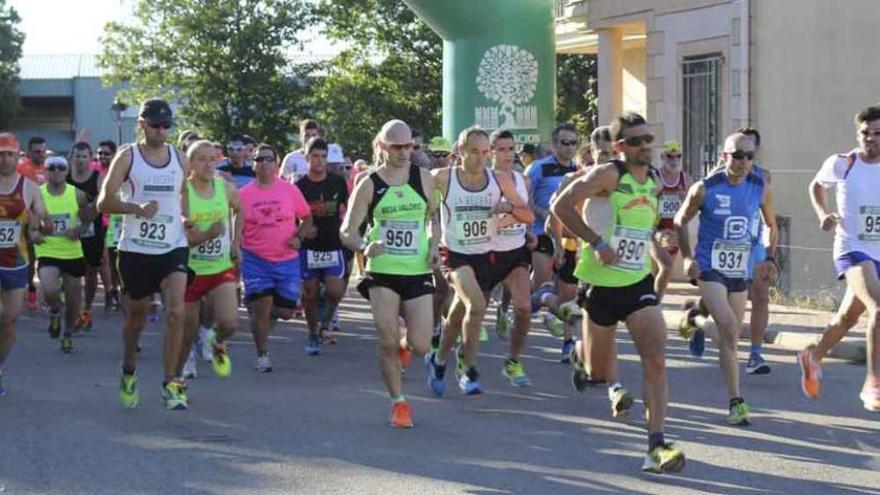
[{"x1": 238, "y1": 143, "x2": 312, "y2": 372}]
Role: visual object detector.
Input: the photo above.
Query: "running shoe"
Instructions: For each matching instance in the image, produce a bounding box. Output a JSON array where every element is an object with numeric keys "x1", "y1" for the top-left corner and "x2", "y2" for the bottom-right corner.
[
  {"x1": 531, "y1": 282, "x2": 554, "y2": 313},
  {"x1": 305, "y1": 336, "x2": 320, "y2": 356},
  {"x1": 560, "y1": 338, "x2": 575, "y2": 364},
  {"x1": 570, "y1": 348, "x2": 590, "y2": 392},
  {"x1": 330, "y1": 310, "x2": 340, "y2": 332},
  {"x1": 798, "y1": 344, "x2": 822, "y2": 399},
  {"x1": 255, "y1": 354, "x2": 273, "y2": 373},
  {"x1": 60, "y1": 335, "x2": 73, "y2": 354},
  {"x1": 119, "y1": 372, "x2": 138, "y2": 408},
  {"x1": 860, "y1": 385, "x2": 880, "y2": 412},
  {"x1": 543, "y1": 313, "x2": 564, "y2": 338},
  {"x1": 746, "y1": 353, "x2": 771, "y2": 375},
  {"x1": 197, "y1": 327, "x2": 215, "y2": 361},
  {"x1": 678, "y1": 300, "x2": 699, "y2": 340},
  {"x1": 495, "y1": 307, "x2": 511, "y2": 340},
  {"x1": 398, "y1": 345, "x2": 412, "y2": 370},
  {"x1": 425, "y1": 352, "x2": 446, "y2": 397},
  {"x1": 183, "y1": 349, "x2": 198, "y2": 379},
  {"x1": 161, "y1": 380, "x2": 188, "y2": 411},
  {"x1": 458, "y1": 368, "x2": 482, "y2": 395},
  {"x1": 728, "y1": 401, "x2": 751, "y2": 426},
  {"x1": 211, "y1": 342, "x2": 231, "y2": 378},
  {"x1": 558, "y1": 300, "x2": 581, "y2": 323},
  {"x1": 502, "y1": 358, "x2": 531, "y2": 387},
  {"x1": 320, "y1": 327, "x2": 337, "y2": 345},
  {"x1": 27, "y1": 287, "x2": 37, "y2": 311},
  {"x1": 688, "y1": 329, "x2": 705, "y2": 358},
  {"x1": 75, "y1": 311, "x2": 93, "y2": 332},
  {"x1": 642, "y1": 443, "x2": 686, "y2": 474},
  {"x1": 390, "y1": 401, "x2": 414, "y2": 428},
  {"x1": 48, "y1": 312, "x2": 61, "y2": 339},
  {"x1": 611, "y1": 387, "x2": 634, "y2": 418}
]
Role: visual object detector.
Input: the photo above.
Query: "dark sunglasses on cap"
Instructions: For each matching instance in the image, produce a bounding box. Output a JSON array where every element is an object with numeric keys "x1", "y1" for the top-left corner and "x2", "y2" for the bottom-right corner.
[
  {"x1": 149, "y1": 122, "x2": 172, "y2": 130},
  {"x1": 728, "y1": 150, "x2": 755, "y2": 161},
  {"x1": 623, "y1": 134, "x2": 654, "y2": 146},
  {"x1": 254, "y1": 156, "x2": 276, "y2": 163},
  {"x1": 47, "y1": 164, "x2": 68, "y2": 172}
]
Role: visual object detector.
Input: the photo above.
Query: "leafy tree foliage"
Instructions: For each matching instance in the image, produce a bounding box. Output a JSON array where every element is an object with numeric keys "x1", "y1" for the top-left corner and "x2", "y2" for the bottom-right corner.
[{"x1": 0, "y1": 0, "x2": 23, "y2": 129}]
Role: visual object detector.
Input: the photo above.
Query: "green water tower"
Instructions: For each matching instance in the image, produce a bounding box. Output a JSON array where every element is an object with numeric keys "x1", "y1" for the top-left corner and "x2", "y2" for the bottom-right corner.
[{"x1": 403, "y1": 0, "x2": 557, "y2": 145}]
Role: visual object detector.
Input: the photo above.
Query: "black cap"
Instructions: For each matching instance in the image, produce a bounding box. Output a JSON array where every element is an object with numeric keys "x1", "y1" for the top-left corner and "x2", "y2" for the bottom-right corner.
[{"x1": 139, "y1": 98, "x2": 173, "y2": 124}]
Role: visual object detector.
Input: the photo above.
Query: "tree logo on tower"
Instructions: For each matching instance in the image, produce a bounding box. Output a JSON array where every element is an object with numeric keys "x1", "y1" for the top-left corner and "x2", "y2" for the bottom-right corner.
[{"x1": 475, "y1": 44, "x2": 539, "y2": 131}]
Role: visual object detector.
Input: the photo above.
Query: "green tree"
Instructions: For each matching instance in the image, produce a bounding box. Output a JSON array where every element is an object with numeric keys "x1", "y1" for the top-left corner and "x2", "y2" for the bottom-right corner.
[
  {"x1": 556, "y1": 53, "x2": 598, "y2": 136},
  {"x1": 0, "y1": 0, "x2": 23, "y2": 129},
  {"x1": 99, "y1": 0, "x2": 311, "y2": 148},
  {"x1": 312, "y1": 0, "x2": 441, "y2": 158}
]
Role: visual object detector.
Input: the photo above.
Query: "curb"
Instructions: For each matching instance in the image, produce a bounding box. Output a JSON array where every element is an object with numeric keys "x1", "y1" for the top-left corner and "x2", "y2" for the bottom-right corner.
[{"x1": 767, "y1": 329, "x2": 866, "y2": 363}]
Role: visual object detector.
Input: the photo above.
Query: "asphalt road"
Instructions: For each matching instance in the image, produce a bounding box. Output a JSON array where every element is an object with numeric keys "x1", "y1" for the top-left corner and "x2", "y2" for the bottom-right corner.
[{"x1": 1, "y1": 288, "x2": 879, "y2": 494}]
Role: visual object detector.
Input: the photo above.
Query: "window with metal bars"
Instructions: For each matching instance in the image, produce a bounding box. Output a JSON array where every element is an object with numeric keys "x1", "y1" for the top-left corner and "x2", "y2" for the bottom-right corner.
[{"x1": 682, "y1": 54, "x2": 722, "y2": 179}]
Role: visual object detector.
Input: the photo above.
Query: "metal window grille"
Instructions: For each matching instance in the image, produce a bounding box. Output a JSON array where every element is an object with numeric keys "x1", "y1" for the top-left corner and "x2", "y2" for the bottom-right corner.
[{"x1": 682, "y1": 54, "x2": 722, "y2": 179}]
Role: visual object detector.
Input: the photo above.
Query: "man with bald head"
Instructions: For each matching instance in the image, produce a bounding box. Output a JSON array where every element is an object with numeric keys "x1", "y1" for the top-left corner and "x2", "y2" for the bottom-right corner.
[
  {"x1": 674, "y1": 132, "x2": 777, "y2": 427},
  {"x1": 341, "y1": 119, "x2": 441, "y2": 428}
]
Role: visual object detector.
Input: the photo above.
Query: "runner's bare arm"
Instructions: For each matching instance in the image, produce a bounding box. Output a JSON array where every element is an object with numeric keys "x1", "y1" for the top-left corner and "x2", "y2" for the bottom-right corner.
[
  {"x1": 340, "y1": 175, "x2": 374, "y2": 252},
  {"x1": 809, "y1": 175, "x2": 838, "y2": 230},
  {"x1": 25, "y1": 179, "x2": 49, "y2": 238},
  {"x1": 760, "y1": 185, "x2": 778, "y2": 258},
  {"x1": 673, "y1": 181, "x2": 705, "y2": 260},
  {"x1": 549, "y1": 163, "x2": 617, "y2": 245},
  {"x1": 421, "y1": 168, "x2": 441, "y2": 267},
  {"x1": 495, "y1": 171, "x2": 534, "y2": 224},
  {"x1": 431, "y1": 167, "x2": 451, "y2": 201},
  {"x1": 226, "y1": 179, "x2": 242, "y2": 258},
  {"x1": 97, "y1": 146, "x2": 143, "y2": 215}
]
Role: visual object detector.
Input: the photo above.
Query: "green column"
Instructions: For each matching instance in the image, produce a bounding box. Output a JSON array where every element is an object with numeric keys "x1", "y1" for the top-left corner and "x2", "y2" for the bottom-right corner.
[{"x1": 403, "y1": 0, "x2": 556, "y2": 145}]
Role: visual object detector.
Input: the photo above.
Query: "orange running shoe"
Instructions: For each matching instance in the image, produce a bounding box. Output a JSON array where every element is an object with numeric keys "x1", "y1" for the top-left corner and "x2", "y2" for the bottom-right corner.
[
  {"x1": 398, "y1": 345, "x2": 412, "y2": 369},
  {"x1": 390, "y1": 401, "x2": 414, "y2": 428},
  {"x1": 798, "y1": 344, "x2": 822, "y2": 399}
]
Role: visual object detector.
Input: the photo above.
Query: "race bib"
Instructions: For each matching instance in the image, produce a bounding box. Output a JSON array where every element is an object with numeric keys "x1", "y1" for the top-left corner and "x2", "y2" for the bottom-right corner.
[
  {"x1": 49, "y1": 214, "x2": 70, "y2": 236},
  {"x1": 133, "y1": 214, "x2": 172, "y2": 249},
  {"x1": 858, "y1": 206, "x2": 880, "y2": 241},
  {"x1": 193, "y1": 236, "x2": 227, "y2": 261},
  {"x1": 658, "y1": 194, "x2": 682, "y2": 220},
  {"x1": 306, "y1": 249, "x2": 339, "y2": 269},
  {"x1": 379, "y1": 219, "x2": 420, "y2": 255},
  {"x1": 0, "y1": 220, "x2": 21, "y2": 248},
  {"x1": 710, "y1": 240, "x2": 750, "y2": 278},
  {"x1": 453, "y1": 208, "x2": 493, "y2": 247},
  {"x1": 609, "y1": 226, "x2": 651, "y2": 271}
]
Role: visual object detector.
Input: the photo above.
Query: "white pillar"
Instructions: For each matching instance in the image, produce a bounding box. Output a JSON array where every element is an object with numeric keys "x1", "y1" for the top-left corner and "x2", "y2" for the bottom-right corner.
[{"x1": 598, "y1": 27, "x2": 623, "y2": 125}]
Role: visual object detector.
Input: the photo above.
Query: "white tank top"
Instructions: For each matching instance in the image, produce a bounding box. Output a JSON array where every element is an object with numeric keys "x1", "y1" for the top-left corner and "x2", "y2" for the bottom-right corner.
[
  {"x1": 494, "y1": 170, "x2": 528, "y2": 252},
  {"x1": 441, "y1": 168, "x2": 501, "y2": 255},
  {"x1": 815, "y1": 151, "x2": 880, "y2": 261},
  {"x1": 118, "y1": 144, "x2": 187, "y2": 255}
]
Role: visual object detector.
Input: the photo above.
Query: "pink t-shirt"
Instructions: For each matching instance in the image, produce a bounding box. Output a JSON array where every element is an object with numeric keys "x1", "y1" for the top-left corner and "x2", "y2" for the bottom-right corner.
[{"x1": 239, "y1": 178, "x2": 311, "y2": 262}]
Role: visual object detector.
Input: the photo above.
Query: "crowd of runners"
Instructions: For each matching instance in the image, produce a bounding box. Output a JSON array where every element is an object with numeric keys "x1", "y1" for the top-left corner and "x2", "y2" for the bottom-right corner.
[{"x1": 1, "y1": 97, "x2": 879, "y2": 474}]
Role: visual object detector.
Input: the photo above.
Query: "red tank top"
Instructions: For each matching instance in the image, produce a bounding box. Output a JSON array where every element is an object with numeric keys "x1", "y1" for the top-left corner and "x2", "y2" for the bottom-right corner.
[
  {"x1": 0, "y1": 176, "x2": 29, "y2": 268},
  {"x1": 657, "y1": 170, "x2": 686, "y2": 230}
]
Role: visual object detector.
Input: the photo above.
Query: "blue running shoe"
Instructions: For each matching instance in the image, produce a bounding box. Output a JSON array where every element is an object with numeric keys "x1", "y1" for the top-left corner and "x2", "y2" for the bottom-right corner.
[
  {"x1": 560, "y1": 339, "x2": 576, "y2": 364},
  {"x1": 305, "y1": 336, "x2": 320, "y2": 356},
  {"x1": 689, "y1": 328, "x2": 705, "y2": 358},
  {"x1": 458, "y1": 368, "x2": 482, "y2": 395},
  {"x1": 746, "y1": 353, "x2": 771, "y2": 375},
  {"x1": 426, "y1": 352, "x2": 446, "y2": 396}
]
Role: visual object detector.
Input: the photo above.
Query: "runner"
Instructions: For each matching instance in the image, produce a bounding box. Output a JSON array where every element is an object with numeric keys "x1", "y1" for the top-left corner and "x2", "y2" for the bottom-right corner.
[
  {"x1": 489, "y1": 129, "x2": 534, "y2": 386},
  {"x1": 341, "y1": 119, "x2": 439, "y2": 427},
  {"x1": 280, "y1": 119, "x2": 321, "y2": 183},
  {"x1": 18, "y1": 136, "x2": 48, "y2": 310},
  {"x1": 653, "y1": 140, "x2": 690, "y2": 300},
  {"x1": 551, "y1": 112, "x2": 685, "y2": 473},
  {"x1": 674, "y1": 131, "x2": 776, "y2": 426},
  {"x1": 239, "y1": 143, "x2": 312, "y2": 372},
  {"x1": 97, "y1": 140, "x2": 121, "y2": 311},
  {"x1": 802, "y1": 104, "x2": 880, "y2": 410},
  {"x1": 179, "y1": 140, "x2": 239, "y2": 382},
  {"x1": 429, "y1": 126, "x2": 534, "y2": 395},
  {"x1": 33, "y1": 156, "x2": 89, "y2": 353},
  {"x1": 216, "y1": 135, "x2": 256, "y2": 189},
  {"x1": 0, "y1": 132, "x2": 51, "y2": 395},
  {"x1": 296, "y1": 137, "x2": 349, "y2": 355},
  {"x1": 67, "y1": 141, "x2": 105, "y2": 331},
  {"x1": 97, "y1": 98, "x2": 191, "y2": 410}
]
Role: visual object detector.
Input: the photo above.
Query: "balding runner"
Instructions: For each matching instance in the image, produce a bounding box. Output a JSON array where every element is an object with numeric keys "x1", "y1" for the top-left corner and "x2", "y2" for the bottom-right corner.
[{"x1": 341, "y1": 119, "x2": 440, "y2": 428}]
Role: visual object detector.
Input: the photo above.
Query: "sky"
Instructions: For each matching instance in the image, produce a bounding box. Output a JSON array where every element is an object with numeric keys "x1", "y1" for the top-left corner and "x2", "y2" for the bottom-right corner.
[{"x1": 9, "y1": 0, "x2": 339, "y2": 57}]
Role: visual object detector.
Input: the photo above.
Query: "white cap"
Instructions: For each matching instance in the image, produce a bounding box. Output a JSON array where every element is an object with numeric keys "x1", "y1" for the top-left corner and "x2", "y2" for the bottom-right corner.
[
  {"x1": 327, "y1": 143, "x2": 344, "y2": 163},
  {"x1": 45, "y1": 156, "x2": 68, "y2": 168}
]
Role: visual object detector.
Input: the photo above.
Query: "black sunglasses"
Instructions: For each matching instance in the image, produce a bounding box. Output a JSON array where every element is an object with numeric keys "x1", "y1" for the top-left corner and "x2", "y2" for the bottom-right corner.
[
  {"x1": 623, "y1": 134, "x2": 654, "y2": 146},
  {"x1": 47, "y1": 165, "x2": 68, "y2": 172},
  {"x1": 149, "y1": 122, "x2": 172, "y2": 130},
  {"x1": 559, "y1": 139, "x2": 578, "y2": 147},
  {"x1": 254, "y1": 156, "x2": 276, "y2": 163},
  {"x1": 728, "y1": 150, "x2": 755, "y2": 161}
]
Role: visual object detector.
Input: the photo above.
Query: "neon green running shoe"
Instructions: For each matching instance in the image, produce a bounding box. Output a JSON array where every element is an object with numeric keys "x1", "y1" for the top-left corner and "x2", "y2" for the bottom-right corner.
[
  {"x1": 119, "y1": 372, "x2": 138, "y2": 408},
  {"x1": 495, "y1": 307, "x2": 510, "y2": 340},
  {"x1": 211, "y1": 342, "x2": 232, "y2": 378},
  {"x1": 728, "y1": 401, "x2": 750, "y2": 426},
  {"x1": 161, "y1": 380, "x2": 188, "y2": 411},
  {"x1": 642, "y1": 443, "x2": 686, "y2": 474},
  {"x1": 502, "y1": 359, "x2": 531, "y2": 387},
  {"x1": 543, "y1": 313, "x2": 564, "y2": 338}
]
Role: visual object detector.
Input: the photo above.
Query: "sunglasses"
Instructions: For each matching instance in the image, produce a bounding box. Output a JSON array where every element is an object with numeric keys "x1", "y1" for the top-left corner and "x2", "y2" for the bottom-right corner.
[
  {"x1": 97, "y1": 151, "x2": 112, "y2": 157},
  {"x1": 664, "y1": 153, "x2": 682, "y2": 159},
  {"x1": 623, "y1": 134, "x2": 654, "y2": 146},
  {"x1": 254, "y1": 156, "x2": 276, "y2": 163},
  {"x1": 47, "y1": 165, "x2": 68, "y2": 172},
  {"x1": 149, "y1": 122, "x2": 172, "y2": 130},
  {"x1": 228, "y1": 146, "x2": 244, "y2": 153},
  {"x1": 431, "y1": 151, "x2": 450, "y2": 158},
  {"x1": 559, "y1": 139, "x2": 578, "y2": 147},
  {"x1": 389, "y1": 143, "x2": 413, "y2": 151},
  {"x1": 728, "y1": 150, "x2": 755, "y2": 161}
]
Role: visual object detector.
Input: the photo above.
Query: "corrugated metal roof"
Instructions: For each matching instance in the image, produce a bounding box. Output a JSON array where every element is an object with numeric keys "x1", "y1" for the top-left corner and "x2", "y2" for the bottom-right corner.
[{"x1": 19, "y1": 55, "x2": 103, "y2": 80}]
